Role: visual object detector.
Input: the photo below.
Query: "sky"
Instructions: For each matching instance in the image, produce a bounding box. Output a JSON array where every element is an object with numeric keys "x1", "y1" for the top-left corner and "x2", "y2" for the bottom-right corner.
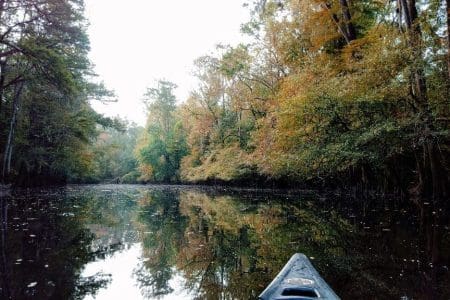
[
  {"x1": 85, "y1": 0, "x2": 250, "y2": 126},
  {"x1": 82, "y1": 244, "x2": 193, "y2": 300}
]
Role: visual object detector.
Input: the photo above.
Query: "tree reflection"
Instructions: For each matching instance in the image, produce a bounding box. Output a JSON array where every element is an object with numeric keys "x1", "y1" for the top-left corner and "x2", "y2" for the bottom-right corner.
[
  {"x1": 132, "y1": 189, "x2": 354, "y2": 299},
  {"x1": 0, "y1": 188, "x2": 115, "y2": 299},
  {"x1": 133, "y1": 189, "x2": 450, "y2": 300},
  {"x1": 174, "y1": 191, "x2": 353, "y2": 299},
  {"x1": 133, "y1": 189, "x2": 187, "y2": 298},
  {"x1": 3, "y1": 186, "x2": 447, "y2": 299}
]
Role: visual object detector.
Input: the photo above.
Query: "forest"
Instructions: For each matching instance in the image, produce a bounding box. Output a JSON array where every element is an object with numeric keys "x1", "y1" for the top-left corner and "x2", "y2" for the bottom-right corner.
[{"x1": 0, "y1": 0, "x2": 449, "y2": 200}]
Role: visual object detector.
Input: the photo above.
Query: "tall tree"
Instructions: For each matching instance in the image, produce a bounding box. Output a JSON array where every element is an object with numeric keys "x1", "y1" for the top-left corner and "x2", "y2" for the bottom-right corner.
[
  {"x1": 0, "y1": 0, "x2": 117, "y2": 185},
  {"x1": 136, "y1": 80, "x2": 187, "y2": 182}
]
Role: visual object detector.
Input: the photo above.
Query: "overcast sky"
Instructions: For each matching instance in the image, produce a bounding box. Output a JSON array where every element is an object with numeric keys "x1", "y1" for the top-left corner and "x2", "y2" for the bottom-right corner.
[{"x1": 85, "y1": 0, "x2": 250, "y2": 126}]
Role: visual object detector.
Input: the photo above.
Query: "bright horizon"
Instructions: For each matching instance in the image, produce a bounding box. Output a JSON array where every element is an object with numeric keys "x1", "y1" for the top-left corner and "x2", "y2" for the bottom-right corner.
[{"x1": 85, "y1": 0, "x2": 250, "y2": 126}]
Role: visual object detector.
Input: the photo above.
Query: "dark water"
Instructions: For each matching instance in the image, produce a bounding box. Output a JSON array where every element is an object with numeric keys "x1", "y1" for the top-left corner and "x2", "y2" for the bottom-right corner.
[{"x1": 0, "y1": 185, "x2": 449, "y2": 299}]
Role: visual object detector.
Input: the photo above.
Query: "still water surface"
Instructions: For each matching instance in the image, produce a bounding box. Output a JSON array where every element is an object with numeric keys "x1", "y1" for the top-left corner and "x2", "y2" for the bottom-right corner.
[{"x1": 0, "y1": 184, "x2": 449, "y2": 299}]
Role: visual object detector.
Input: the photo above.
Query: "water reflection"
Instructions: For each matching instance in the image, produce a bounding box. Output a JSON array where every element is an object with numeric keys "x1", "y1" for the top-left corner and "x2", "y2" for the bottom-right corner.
[
  {"x1": 0, "y1": 188, "x2": 112, "y2": 299},
  {"x1": 134, "y1": 189, "x2": 187, "y2": 298},
  {"x1": 0, "y1": 185, "x2": 449, "y2": 299}
]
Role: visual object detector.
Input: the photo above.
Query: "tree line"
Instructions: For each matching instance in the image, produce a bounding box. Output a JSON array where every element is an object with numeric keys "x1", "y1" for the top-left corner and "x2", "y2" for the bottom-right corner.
[
  {"x1": 135, "y1": 0, "x2": 449, "y2": 200},
  {"x1": 1, "y1": 0, "x2": 449, "y2": 200},
  {"x1": 0, "y1": 0, "x2": 121, "y2": 186}
]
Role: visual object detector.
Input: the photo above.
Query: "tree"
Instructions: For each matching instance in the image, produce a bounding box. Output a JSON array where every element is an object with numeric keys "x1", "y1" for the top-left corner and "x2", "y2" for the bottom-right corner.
[
  {"x1": 0, "y1": 0, "x2": 118, "y2": 185},
  {"x1": 136, "y1": 80, "x2": 187, "y2": 182},
  {"x1": 177, "y1": 0, "x2": 449, "y2": 198}
]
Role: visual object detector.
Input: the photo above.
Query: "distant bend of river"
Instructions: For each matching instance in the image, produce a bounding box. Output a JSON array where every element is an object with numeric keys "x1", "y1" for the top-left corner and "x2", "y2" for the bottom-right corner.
[{"x1": 0, "y1": 184, "x2": 449, "y2": 299}]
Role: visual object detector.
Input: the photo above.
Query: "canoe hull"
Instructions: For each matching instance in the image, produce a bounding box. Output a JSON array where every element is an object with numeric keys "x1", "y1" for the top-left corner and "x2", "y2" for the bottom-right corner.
[{"x1": 258, "y1": 253, "x2": 340, "y2": 300}]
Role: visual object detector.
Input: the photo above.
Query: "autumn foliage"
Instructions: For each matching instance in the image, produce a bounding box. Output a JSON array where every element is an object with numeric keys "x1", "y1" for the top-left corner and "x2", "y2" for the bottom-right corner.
[{"x1": 136, "y1": 0, "x2": 443, "y2": 199}]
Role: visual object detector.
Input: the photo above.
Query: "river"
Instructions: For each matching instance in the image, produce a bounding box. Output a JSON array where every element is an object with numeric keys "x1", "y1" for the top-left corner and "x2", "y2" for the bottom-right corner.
[{"x1": 0, "y1": 184, "x2": 448, "y2": 299}]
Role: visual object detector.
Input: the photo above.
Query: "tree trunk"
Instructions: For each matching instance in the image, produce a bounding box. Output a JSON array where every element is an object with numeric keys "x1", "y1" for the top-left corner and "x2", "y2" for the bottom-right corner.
[
  {"x1": 398, "y1": 0, "x2": 448, "y2": 200},
  {"x1": 339, "y1": 0, "x2": 356, "y2": 41},
  {"x1": 6, "y1": 140, "x2": 12, "y2": 174},
  {"x1": 406, "y1": 0, "x2": 431, "y2": 117},
  {"x1": 426, "y1": 140, "x2": 448, "y2": 200},
  {"x1": 398, "y1": 0, "x2": 429, "y2": 113},
  {"x1": 322, "y1": 2, "x2": 356, "y2": 44},
  {"x1": 446, "y1": 0, "x2": 450, "y2": 79},
  {"x1": 0, "y1": 60, "x2": 6, "y2": 116},
  {"x1": 1, "y1": 82, "x2": 23, "y2": 181}
]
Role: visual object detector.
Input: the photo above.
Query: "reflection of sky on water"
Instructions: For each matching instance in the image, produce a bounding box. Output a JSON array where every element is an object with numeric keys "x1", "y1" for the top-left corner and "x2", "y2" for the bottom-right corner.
[{"x1": 82, "y1": 243, "x2": 192, "y2": 300}]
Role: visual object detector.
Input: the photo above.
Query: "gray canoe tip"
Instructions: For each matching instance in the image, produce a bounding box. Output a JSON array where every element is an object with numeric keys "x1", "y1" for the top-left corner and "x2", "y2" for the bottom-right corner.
[{"x1": 258, "y1": 253, "x2": 340, "y2": 300}]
